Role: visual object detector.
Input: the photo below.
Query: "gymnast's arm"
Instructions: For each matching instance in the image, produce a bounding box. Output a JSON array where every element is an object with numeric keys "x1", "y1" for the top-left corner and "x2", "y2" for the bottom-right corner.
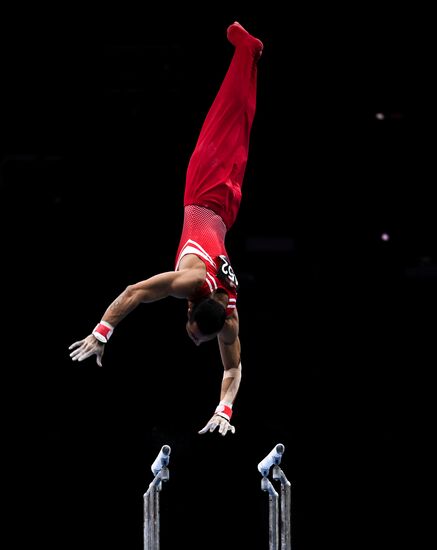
[
  {"x1": 217, "y1": 309, "x2": 242, "y2": 403},
  {"x1": 69, "y1": 268, "x2": 204, "y2": 366},
  {"x1": 198, "y1": 308, "x2": 242, "y2": 436}
]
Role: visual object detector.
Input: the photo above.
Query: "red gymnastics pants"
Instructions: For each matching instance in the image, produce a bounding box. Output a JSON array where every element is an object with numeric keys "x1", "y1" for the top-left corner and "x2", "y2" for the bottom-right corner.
[{"x1": 183, "y1": 24, "x2": 263, "y2": 231}]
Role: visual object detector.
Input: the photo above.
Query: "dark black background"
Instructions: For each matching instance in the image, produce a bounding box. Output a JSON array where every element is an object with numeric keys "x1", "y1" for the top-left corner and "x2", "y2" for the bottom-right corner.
[{"x1": 2, "y1": 6, "x2": 436, "y2": 549}]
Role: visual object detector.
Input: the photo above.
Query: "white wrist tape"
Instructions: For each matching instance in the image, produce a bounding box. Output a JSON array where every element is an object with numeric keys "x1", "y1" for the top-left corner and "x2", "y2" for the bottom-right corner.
[
  {"x1": 215, "y1": 401, "x2": 233, "y2": 421},
  {"x1": 92, "y1": 320, "x2": 114, "y2": 343}
]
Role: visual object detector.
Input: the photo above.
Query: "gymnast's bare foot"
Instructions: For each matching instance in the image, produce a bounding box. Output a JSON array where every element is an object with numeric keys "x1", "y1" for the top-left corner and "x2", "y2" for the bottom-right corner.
[{"x1": 227, "y1": 21, "x2": 263, "y2": 59}]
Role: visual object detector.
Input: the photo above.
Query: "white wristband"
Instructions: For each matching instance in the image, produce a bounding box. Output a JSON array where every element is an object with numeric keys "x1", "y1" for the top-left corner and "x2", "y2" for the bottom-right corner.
[
  {"x1": 92, "y1": 320, "x2": 114, "y2": 343},
  {"x1": 215, "y1": 401, "x2": 233, "y2": 421}
]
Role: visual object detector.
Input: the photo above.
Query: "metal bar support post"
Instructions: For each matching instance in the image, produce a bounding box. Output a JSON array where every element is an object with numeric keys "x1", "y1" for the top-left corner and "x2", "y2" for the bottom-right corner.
[
  {"x1": 143, "y1": 445, "x2": 171, "y2": 550},
  {"x1": 258, "y1": 443, "x2": 292, "y2": 550}
]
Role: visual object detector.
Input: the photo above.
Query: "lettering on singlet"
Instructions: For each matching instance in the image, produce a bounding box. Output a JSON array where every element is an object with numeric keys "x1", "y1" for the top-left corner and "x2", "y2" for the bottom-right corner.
[{"x1": 216, "y1": 255, "x2": 239, "y2": 291}]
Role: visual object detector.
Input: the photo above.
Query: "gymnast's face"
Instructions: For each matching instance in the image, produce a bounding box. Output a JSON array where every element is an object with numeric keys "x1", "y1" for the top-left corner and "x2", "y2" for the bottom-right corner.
[{"x1": 186, "y1": 320, "x2": 217, "y2": 346}]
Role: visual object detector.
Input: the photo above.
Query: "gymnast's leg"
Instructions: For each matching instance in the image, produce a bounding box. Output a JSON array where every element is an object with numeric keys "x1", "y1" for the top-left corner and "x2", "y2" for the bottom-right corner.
[{"x1": 184, "y1": 22, "x2": 263, "y2": 230}]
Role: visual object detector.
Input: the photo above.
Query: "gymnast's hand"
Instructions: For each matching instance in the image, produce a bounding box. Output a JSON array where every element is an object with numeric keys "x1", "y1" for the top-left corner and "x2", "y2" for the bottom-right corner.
[
  {"x1": 69, "y1": 335, "x2": 105, "y2": 367},
  {"x1": 198, "y1": 413, "x2": 236, "y2": 436}
]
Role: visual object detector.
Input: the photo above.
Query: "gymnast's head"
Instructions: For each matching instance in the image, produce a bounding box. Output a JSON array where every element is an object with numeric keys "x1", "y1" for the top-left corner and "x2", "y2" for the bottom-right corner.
[{"x1": 186, "y1": 294, "x2": 227, "y2": 346}]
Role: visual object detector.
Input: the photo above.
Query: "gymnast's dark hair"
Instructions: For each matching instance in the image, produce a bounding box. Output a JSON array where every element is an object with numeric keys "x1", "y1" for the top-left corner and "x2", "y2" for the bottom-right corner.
[{"x1": 190, "y1": 298, "x2": 227, "y2": 335}]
